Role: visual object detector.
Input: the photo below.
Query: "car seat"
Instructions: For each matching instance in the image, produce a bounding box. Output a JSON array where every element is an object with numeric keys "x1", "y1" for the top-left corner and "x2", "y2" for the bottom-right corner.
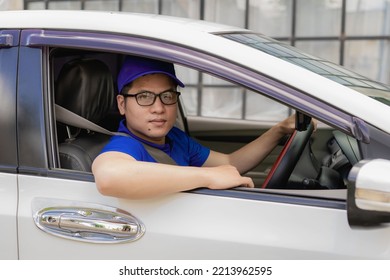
[{"x1": 55, "y1": 58, "x2": 115, "y2": 172}]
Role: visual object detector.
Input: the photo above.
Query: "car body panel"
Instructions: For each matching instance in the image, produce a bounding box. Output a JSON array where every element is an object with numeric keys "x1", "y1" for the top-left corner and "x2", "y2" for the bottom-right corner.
[
  {"x1": 17, "y1": 175, "x2": 390, "y2": 259},
  {"x1": 0, "y1": 174, "x2": 18, "y2": 259}
]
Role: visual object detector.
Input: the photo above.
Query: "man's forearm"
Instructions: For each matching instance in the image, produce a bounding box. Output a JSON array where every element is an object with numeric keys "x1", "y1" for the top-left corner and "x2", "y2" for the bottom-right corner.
[
  {"x1": 228, "y1": 124, "x2": 287, "y2": 174},
  {"x1": 92, "y1": 152, "x2": 253, "y2": 199}
]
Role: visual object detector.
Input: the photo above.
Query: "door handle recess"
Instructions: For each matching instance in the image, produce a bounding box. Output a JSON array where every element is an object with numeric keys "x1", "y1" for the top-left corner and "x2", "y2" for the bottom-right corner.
[{"x1": 34, "y1": 207, "x2": 145, "y2": 243}]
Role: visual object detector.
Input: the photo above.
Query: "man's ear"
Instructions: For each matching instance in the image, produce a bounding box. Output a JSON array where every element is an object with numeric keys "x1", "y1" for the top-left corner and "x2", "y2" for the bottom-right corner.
[{"x1": 117, "y1": 95, "x2": 126, "y2": 115}]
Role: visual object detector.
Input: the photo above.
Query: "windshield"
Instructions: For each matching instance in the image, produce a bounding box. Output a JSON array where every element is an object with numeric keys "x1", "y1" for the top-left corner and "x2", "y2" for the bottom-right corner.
[{"x1": 221, "y1": 33, "x2": 390, "y2": 106}]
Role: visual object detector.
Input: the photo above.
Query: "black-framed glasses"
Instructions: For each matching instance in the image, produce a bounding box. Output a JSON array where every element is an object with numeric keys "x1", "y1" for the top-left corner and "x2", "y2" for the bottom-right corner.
[{"x1": 121, "y1": 90, "x2": 181, "y2": 106}]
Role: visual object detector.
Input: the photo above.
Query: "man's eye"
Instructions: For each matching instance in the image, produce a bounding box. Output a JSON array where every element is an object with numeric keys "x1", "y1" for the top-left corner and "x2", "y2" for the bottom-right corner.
[
  {"x1": 138, "y1": 92, "x2": 153, "y2": 99},
  {"x1": 162, "y1": 92, "x2": 174, "y2": 100}
]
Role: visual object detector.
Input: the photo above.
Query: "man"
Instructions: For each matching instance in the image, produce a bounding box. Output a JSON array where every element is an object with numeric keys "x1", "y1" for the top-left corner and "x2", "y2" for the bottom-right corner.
[{"x1": 92, "y1": 55, "x2": 296, "y2": 199}]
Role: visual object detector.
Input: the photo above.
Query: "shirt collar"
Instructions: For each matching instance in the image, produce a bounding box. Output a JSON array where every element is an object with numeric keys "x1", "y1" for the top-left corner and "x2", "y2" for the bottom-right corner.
[{"x1": 118, "y1": 119, "x2": 171, "y2": 152}]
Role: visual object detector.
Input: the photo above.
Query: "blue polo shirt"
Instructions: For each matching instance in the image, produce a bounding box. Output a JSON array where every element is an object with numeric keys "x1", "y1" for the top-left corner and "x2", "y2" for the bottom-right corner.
[{"x1": 101, "y1": 120, "x2": 210, "y2": 167}]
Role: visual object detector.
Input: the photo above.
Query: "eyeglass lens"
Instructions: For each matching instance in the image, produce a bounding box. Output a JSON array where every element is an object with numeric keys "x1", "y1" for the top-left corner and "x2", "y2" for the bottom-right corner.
[{"x1": 136, "y1": 91, "x2": 179, "y2": 106}]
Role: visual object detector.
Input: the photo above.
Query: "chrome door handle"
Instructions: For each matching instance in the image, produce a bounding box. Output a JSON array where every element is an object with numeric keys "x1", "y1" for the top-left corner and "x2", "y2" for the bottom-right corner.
[{"x1": 34, "y1": 207, "x2": 145, "y2": 243}]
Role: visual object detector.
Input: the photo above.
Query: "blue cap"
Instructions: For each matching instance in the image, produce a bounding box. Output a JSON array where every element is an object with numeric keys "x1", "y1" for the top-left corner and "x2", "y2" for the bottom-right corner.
[{"x1": 117, "y1": 56, "x2": 185, "y2": 93}]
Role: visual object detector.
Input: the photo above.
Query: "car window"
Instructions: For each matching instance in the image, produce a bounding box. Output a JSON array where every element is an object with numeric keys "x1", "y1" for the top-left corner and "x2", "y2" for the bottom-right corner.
[
  {"x1": 50, "y1": 49, "x2": 120, "y2": 173},
  {"x1": 47, "y1": 46, "x2": 353, "y2": 202},
  {"x1": 176, "y1": 65, "x2": 290, "y2": 122}
]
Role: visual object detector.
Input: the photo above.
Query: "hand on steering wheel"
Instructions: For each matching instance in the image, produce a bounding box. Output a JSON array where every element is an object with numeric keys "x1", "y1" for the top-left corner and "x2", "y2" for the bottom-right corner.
[{"x1": 262, "y1": 112, "x2": 314, "y2": 189}]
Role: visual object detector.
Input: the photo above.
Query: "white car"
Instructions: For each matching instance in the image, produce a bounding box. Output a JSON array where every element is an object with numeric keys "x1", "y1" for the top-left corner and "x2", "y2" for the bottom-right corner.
[{"x1": 1, "y1": 10, "x2": 390, "y2": 260}]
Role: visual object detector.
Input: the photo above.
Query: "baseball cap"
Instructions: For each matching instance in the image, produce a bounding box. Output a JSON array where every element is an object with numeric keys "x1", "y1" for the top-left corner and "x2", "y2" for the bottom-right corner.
[{"x1": 117, "y1": 56, "x2": 185, "y2": 93}]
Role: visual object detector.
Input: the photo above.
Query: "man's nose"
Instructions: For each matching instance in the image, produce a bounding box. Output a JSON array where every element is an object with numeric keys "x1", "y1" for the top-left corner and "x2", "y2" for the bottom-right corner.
[{"x1": 150, "y1": 96, "x2": 165, "y2": 112}]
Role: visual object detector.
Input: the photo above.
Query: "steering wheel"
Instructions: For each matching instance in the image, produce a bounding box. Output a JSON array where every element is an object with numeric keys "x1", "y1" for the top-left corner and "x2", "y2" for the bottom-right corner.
[{"x1": 261, "y1": 115, "x2": 314, "y2": 189}]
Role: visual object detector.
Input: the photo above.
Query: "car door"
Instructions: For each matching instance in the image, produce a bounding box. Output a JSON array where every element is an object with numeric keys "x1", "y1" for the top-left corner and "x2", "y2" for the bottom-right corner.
[
  {"x1": 16, "y1": 29, "x2": 390, "y2": 259},
  {"x1": 0, "y1": 30, "x2": 19, "y2": 260}
]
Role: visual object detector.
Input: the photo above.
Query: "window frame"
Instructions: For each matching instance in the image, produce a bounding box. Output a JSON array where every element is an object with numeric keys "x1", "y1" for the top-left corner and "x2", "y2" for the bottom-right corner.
[{"x1": 18, "y1": 28, "x2": 356, "y2": 208}]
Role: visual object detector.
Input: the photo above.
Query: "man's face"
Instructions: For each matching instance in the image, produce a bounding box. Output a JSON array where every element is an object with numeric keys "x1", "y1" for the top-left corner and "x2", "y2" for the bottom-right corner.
[{"x1": 117, "y1": 73, "x2": 178, "y2": 145}]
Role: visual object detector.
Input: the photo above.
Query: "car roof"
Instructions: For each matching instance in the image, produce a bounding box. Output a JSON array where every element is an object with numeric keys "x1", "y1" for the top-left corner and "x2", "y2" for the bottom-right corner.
[
  {"x1": 0, "y1": 10, "x2": 245, "y2": 34},
  {"x1": 1, "y1": 10, "x2": 390, "y2": 134}
]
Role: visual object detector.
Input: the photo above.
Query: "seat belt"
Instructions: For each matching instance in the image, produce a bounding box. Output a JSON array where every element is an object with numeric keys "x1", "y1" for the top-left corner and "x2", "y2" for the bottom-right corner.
[{"x1": 55, "y1": 104, "x2": 178, "y2": 165}]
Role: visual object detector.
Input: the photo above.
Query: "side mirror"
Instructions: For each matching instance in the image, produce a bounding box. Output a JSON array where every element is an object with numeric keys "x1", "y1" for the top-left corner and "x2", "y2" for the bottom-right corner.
[{"x1": 347, "y1": 159, "x2": 390, "y2": 227}]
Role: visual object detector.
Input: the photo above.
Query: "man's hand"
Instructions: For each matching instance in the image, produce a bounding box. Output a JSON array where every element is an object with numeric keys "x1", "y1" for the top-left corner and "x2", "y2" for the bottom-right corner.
[
  {"x1": 203, "y1": 165, "x2": 254, "y2": 190},
  {"x1": 277, "y1": 114, "x2": 318, "y2": 135}
]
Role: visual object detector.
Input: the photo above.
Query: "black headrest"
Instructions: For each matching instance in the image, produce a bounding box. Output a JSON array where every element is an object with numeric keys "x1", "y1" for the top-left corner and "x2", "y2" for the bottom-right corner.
[{"x1": 55, "y1": 58, "x2": 114, "y2": 124}]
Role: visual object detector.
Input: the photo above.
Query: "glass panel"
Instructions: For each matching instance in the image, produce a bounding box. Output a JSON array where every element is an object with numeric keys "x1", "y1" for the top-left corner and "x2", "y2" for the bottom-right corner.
[
  {"x1": 287, "y1": 58, "x2": 330, "y2": 74},
  {"x1": 121, "y1": 0, "x2": 158, "y2": 13},
  {"x1": 0, "y1": 0, "x2": 22, "y2": 9},
  {"x1": 204, "y1": 0, "x2": 246, "y2": 28},
  {"x1": 223, "y1": 33, "x2": 312, "y2": 58},
  {"x1": 322, "y1": 61, "x2": 365, "y2": 79},
  {"x1": 202, "y1": 73, "x2": 231, "y2": 86},
  {"x1": 363, "y1": 79, "x2": 390, "y2": 90},
  {"x1": 245, "y1": 91, "x2": 289, "y2": 121},
  {"x1": 295, "y1": 40, "x2": 340, "y2": 64},
  {"x1": 176, "y1": 65, "x2": 199, "y2": 116},
  {"x1": 323, "y1": 75, "x2": 352, "y2": 85},
  {"x1": 249, "y1": 0, "x2": 293, "y2": 37},
  {"x1": 344, "y1": 40, "x2": 390, "y2": 85},
  {"x1": 84, "y1": 0, "x2": 119, "y2": 11},
  {"x1": 201, "y1": 88, "x2": 243, "y2": 118},
  {"x1": 180, "y1": 88, "x2": 198, "y2": 116},
  {"x1": 296, "y1": 0, "x2": 342, "y2": 37},
  {"x1": 346, "y1": 0, "x2": 390, "y2": 36},
  {"x1": 48, "y1": 1, "x2": 81, "y2": 9},
  {"x1": 161, "y1": 0, "x2": 201, "y2": 19},
  {"x1": 26, "y1": 2, "x2": 46, "y2": 9},
  {"x1": 175, "y1": 65, "x2": 199, "y2": 85}
]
